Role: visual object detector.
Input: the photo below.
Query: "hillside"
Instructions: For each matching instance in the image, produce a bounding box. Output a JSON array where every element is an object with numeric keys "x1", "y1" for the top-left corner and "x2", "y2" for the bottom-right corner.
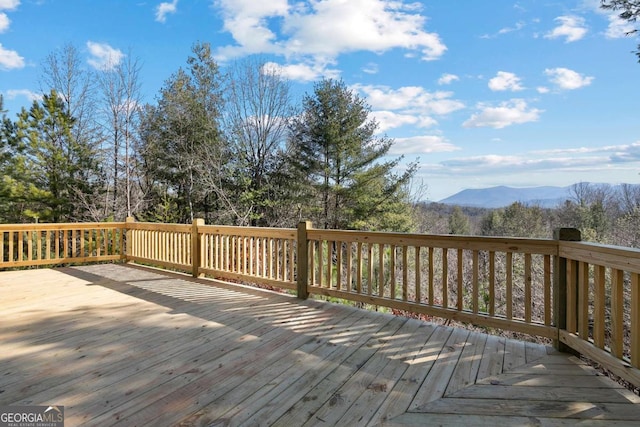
[{"x1": 438, "y1": 185, "x2": 573, "y2": 208}]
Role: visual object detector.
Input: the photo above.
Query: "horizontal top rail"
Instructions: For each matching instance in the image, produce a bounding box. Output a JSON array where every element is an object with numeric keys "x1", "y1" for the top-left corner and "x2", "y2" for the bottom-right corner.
[
  {"x1": 559, "y1": 240, "x2": 640, "y2": 274},
  {"x1": 307, "y1": 229, "x2": 559, "y2": 255},
  {"x1": 126, "y1": 222, "x2": 191, "y2": 232},
  {"x1": 199, "y1": 225, "x2": 297, "y2": 239},
  {"x1": 0, "y1": 222, "x2": 126, "y2": 231}
]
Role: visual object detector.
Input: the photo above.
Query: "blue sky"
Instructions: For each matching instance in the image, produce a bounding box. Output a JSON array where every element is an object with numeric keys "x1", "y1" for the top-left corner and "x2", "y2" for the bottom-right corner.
[{"x1": 1, "y1": 0, "x2": 639, "y2": 201}]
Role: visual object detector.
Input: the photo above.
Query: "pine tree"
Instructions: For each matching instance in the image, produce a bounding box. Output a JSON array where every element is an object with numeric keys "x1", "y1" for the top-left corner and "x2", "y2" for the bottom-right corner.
[
  {"x1": 288, "y1": 79, "x2": 416, "y2": 231},
  {"x1": 14, "y1": 90, "x2": 101, "y2": 222},
  {"x1": 138, "y1": 42, "x2": 225, "y2": 223}
]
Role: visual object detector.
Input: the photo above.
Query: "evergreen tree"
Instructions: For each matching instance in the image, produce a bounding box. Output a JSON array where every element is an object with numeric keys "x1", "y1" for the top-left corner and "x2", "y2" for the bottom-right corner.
[
  {"x1": 480, "y1": 202, "x2": 547, "y2": 238},
  {"x1": 288, "y1": 79, "x2": 416, "y2": 231},
  {"x1": 448, "y1": 206, "x2": 471, "y2": 235},
  {"x1": 138, "y1": 42, "x2": 225, "y2": 223},
  {"x1": 12, "y1": 90, "x2": 101, "y2": 222}
]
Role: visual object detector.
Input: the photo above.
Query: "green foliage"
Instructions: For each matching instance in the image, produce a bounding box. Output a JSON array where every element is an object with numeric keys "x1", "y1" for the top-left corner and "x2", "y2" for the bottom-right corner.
[
  {"x1": 288, "y1": 78, "x2": 417, "y2": 231},
  {"x1": 0, "y1": 91, "x2": 102, "y2": 223},
  {"x1": 222, "y1": 58, "x2": 294, "y2": 226},
  {"x1": 138, "y1": 42, "x2": 225, "y2": 223},
  {"x1": 480, "y1": 202, "x2": 547, "y2": 238},
  {"x1": 448, "y1": 206, "x2": 470, "y2": 235}
]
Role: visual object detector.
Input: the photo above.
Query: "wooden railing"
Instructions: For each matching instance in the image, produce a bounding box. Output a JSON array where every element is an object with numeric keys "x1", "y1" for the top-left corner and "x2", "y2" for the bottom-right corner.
[
  {"x1": 1, "y1": 219, "x2": 640, "y2": 388},
  {"x1": 126, "y1": 220, "x2": 194, "y2": 273},
  {"x1": 0, "y1": 222, "x2": 125, "y2": 268},
  {"x1": 304, "y1": 226, "x2": 557, "y2": 339},
  {"x1": 557, "y1": 240, "x2": 640, "y2": 386},
  {"x1": 198, "y1": 224, "x2": 297, "y2": 290}
]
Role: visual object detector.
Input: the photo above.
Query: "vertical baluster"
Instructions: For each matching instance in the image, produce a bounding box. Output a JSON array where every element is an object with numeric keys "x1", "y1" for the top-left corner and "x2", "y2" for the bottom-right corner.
[
  {"x1": 327, "y1": 240, "x2": 333, "y2": 288},
  {"x1": 457, "y1": 248, "x2": 463, "y2": 310},
  {"x1": 367, "y1": 243, "x2": 373, "y2": 295},
  {"x1": 578, "y1": 262, "x2": 590, "y2": 340},
  {"x1": 389, "y1": 245, "x2": 396, "y2": 299},
  {"x1": 566, "y1": 260, "x2": 578, "y2": 333},
  {"x1": 336, "y1": 241, "x2": 342, "y2": 291},
  {"x1": 18, "y1": 230, "x2": 24, "y2": 261},
  {"x1": 428, "y1": 247, "x2": 434, "y2": 305},
  {"x1": 506, "y1": 252, "x2": 513, "y2": 319},
  {"x1": 524, "y1": 253, "x2": 532, "y2": 323},
  {"x1": 356, "y1": 242, "x2": 362, "y2": 294},
  {"x1": 593, "y1": 265, "x2": 606, "y2": 349},
  {"x1": 472, "y1": 250, "x2": 479, "y2": 313},
  {"x1": 488, "y1": 251, "x2": 495, "y2": 316},
  {"x1": 442, "y1": 248, "x2": 448, "y2": 309},
  {"x1": 611, "y1": 269, "x2": 624, "y2": 359},
  {"x1": 415, "y1": 246, "x2": 421, "y2": 303},
  {"x1": 378, "y1": 243, "x2": 385, "y2": 297},
  {"x1": 345, "y1": 242, "x2": 353, "y2": 292},
  {"x1": 631, "y1": 272, "x2": 640, "y2": 368},
  {"x1": 402, "y1": 246, "x2": 408, "y2": 301},
  {"x1": 544, "y1": 254, "x2": 551, "y2": 326}
]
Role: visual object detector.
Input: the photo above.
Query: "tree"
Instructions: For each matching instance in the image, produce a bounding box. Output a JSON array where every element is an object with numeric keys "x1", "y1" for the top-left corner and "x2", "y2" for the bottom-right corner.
[
  {"x1": 40, "y1": 43, "x2": 99, "y2": 154},
  {"x1": 448, "y1": 206, "x2": 470, "y2": 235},
  {"x1": 138, "y1": 42, "x2": 225, "y2": 223},
  {"x1": 217, "y1": 58, "x2": 294, "y2": 226},
  {"x1": 557, "y1": 183, "x2": 616, "y2": 242},
  {"x1": 480, "y1": 202, "x2": 548, "y2": 238},
  {"x1": 288, "y1": 78, "x2": 416, "y2": 231},
  {"x1": 601, "y1": 0, "x2": 640, "y2": 61},
  {"x1": 39, "y1": 43, "x2": 106, "y2": 220},
  {"x1": 13, "y1": 91, "x2": 101, "y2": 222},
  {"x1": 98, "y1": 51, "x2": 143, "y2": 219}
]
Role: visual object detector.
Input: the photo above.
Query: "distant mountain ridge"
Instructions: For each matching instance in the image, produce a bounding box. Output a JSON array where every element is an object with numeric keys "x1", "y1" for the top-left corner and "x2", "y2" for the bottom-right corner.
[{"x1": 438, "y1": 185, "x2": 573, "y2": 208}]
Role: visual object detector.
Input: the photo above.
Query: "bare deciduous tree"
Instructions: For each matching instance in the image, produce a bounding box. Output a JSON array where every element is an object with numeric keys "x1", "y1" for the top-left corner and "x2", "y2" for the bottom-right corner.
[{"x1": 98, "y1": 51, "x2": 143, "y2": 219}]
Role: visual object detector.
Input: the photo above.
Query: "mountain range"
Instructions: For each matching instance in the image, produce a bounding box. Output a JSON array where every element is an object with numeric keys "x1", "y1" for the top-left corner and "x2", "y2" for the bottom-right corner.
[{"x1": 438, "y1": 185, "x2": 584, "y2": 208}]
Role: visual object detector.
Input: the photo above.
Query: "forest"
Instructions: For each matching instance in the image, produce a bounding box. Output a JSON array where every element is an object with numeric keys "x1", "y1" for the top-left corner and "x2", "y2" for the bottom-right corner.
[{"x1": 1, "y1": 42, "x2": 639, "y2": 249}]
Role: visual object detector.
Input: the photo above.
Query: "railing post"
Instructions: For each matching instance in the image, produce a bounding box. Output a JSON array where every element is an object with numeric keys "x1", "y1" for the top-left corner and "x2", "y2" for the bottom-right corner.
[
  {"x1": 553, "y1": 227, "x2": 581, "y2": 352},
  {"x1": 125, "y1": 217, "x2": 135, "y2": 263},
  {"x1": 192, "y1": 218, "x2": 205, "y2": 278},
  {"x1": 297, "y1": 221, "x2": 312, "y2": 300}
]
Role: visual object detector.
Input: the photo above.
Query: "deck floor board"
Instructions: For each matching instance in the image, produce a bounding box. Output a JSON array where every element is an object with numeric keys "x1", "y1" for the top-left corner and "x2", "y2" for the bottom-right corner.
[{"x1": 1, "y1": 264, "x2": 638, "y2": 426}]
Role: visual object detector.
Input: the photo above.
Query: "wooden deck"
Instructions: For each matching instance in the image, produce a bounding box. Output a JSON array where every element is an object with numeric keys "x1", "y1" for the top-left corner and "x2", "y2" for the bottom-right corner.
[{"x1": 1, "y1": 265, "x2": 639, "y2": 426}]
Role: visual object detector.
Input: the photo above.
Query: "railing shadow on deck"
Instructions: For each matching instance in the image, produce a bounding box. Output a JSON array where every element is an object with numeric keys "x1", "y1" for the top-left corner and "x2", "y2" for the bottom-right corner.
[{"x1": 1, "y1": 219, "x2": 640, "y2": 390}]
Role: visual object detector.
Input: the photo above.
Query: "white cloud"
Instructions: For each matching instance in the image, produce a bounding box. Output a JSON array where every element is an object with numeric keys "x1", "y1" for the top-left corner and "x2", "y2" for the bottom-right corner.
[
  {"x1": 0, "y1": 0, "x2": 18, "y2": 34},
  {"x1": 362, "y1": 62, "x2": 379, "y2": 74},
  {"x1": 86, "y1": 41, "x2": 125, "y2": 70},
  {"x1": 262, "y1": 61, "x2": 340, "y2": 82},
  {"x1": 0, "y1": 0, "x2": 19, "y2": 10},
  {"x1": 545, "y1": 15, "x2": 588, "y2": 42},
  {"x1": 481, "y1": 21, "x2": 525, "y2": 39},
  {"x1": 353, "y1": 84, "x2": 464, "y2": 134},
  {"x1": 536, "y1": 86, "x2": 550, "y2": 94},
  {"x1": 488, "y1": 71, "x2": 524, "y2": 91},
  {"x1": 604, "y1": 13, "x2": 636, "y2": 39},
  {"x1": 370, "y1": 110, "x2": 437, "y2": 133},
  {"x1": 438, "y1": 73, "x2": 459, "y2": 85},
  {"x1": 544, "y1": 67, "x2": 593, "y2": 90},
  {"x1": 463, "y1": 99, "x2": 542, "y2": 129},
  {"x1": 0, "y1": 13, "x2": 8, "y2": 33},
  {"x1": 390, "y1": 135, "x2": 460, "y2": 155},
  {"x1": 5, "y1": 88, "x2": 41, "y2": 102},
  {"x1": 0, "y1": 43, "x2": 23, "y2": 70},
  {"x1": 354, "y1": 84, "x2": 465, "y2": 115},
  {"x1": 215, "y1": 0, "x2": 446, "y2": 67},
  {"x1": 438, "y1": 142, "x2": 640, "y2": 176},
  {"x1": 155, "y1": 0, "x2": 178, "y2": 23}
]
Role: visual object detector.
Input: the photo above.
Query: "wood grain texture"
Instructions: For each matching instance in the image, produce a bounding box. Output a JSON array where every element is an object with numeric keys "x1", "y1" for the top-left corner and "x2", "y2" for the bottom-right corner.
[{"x1": 1, "y1": 265, "x2": 638, "y2": 427}]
